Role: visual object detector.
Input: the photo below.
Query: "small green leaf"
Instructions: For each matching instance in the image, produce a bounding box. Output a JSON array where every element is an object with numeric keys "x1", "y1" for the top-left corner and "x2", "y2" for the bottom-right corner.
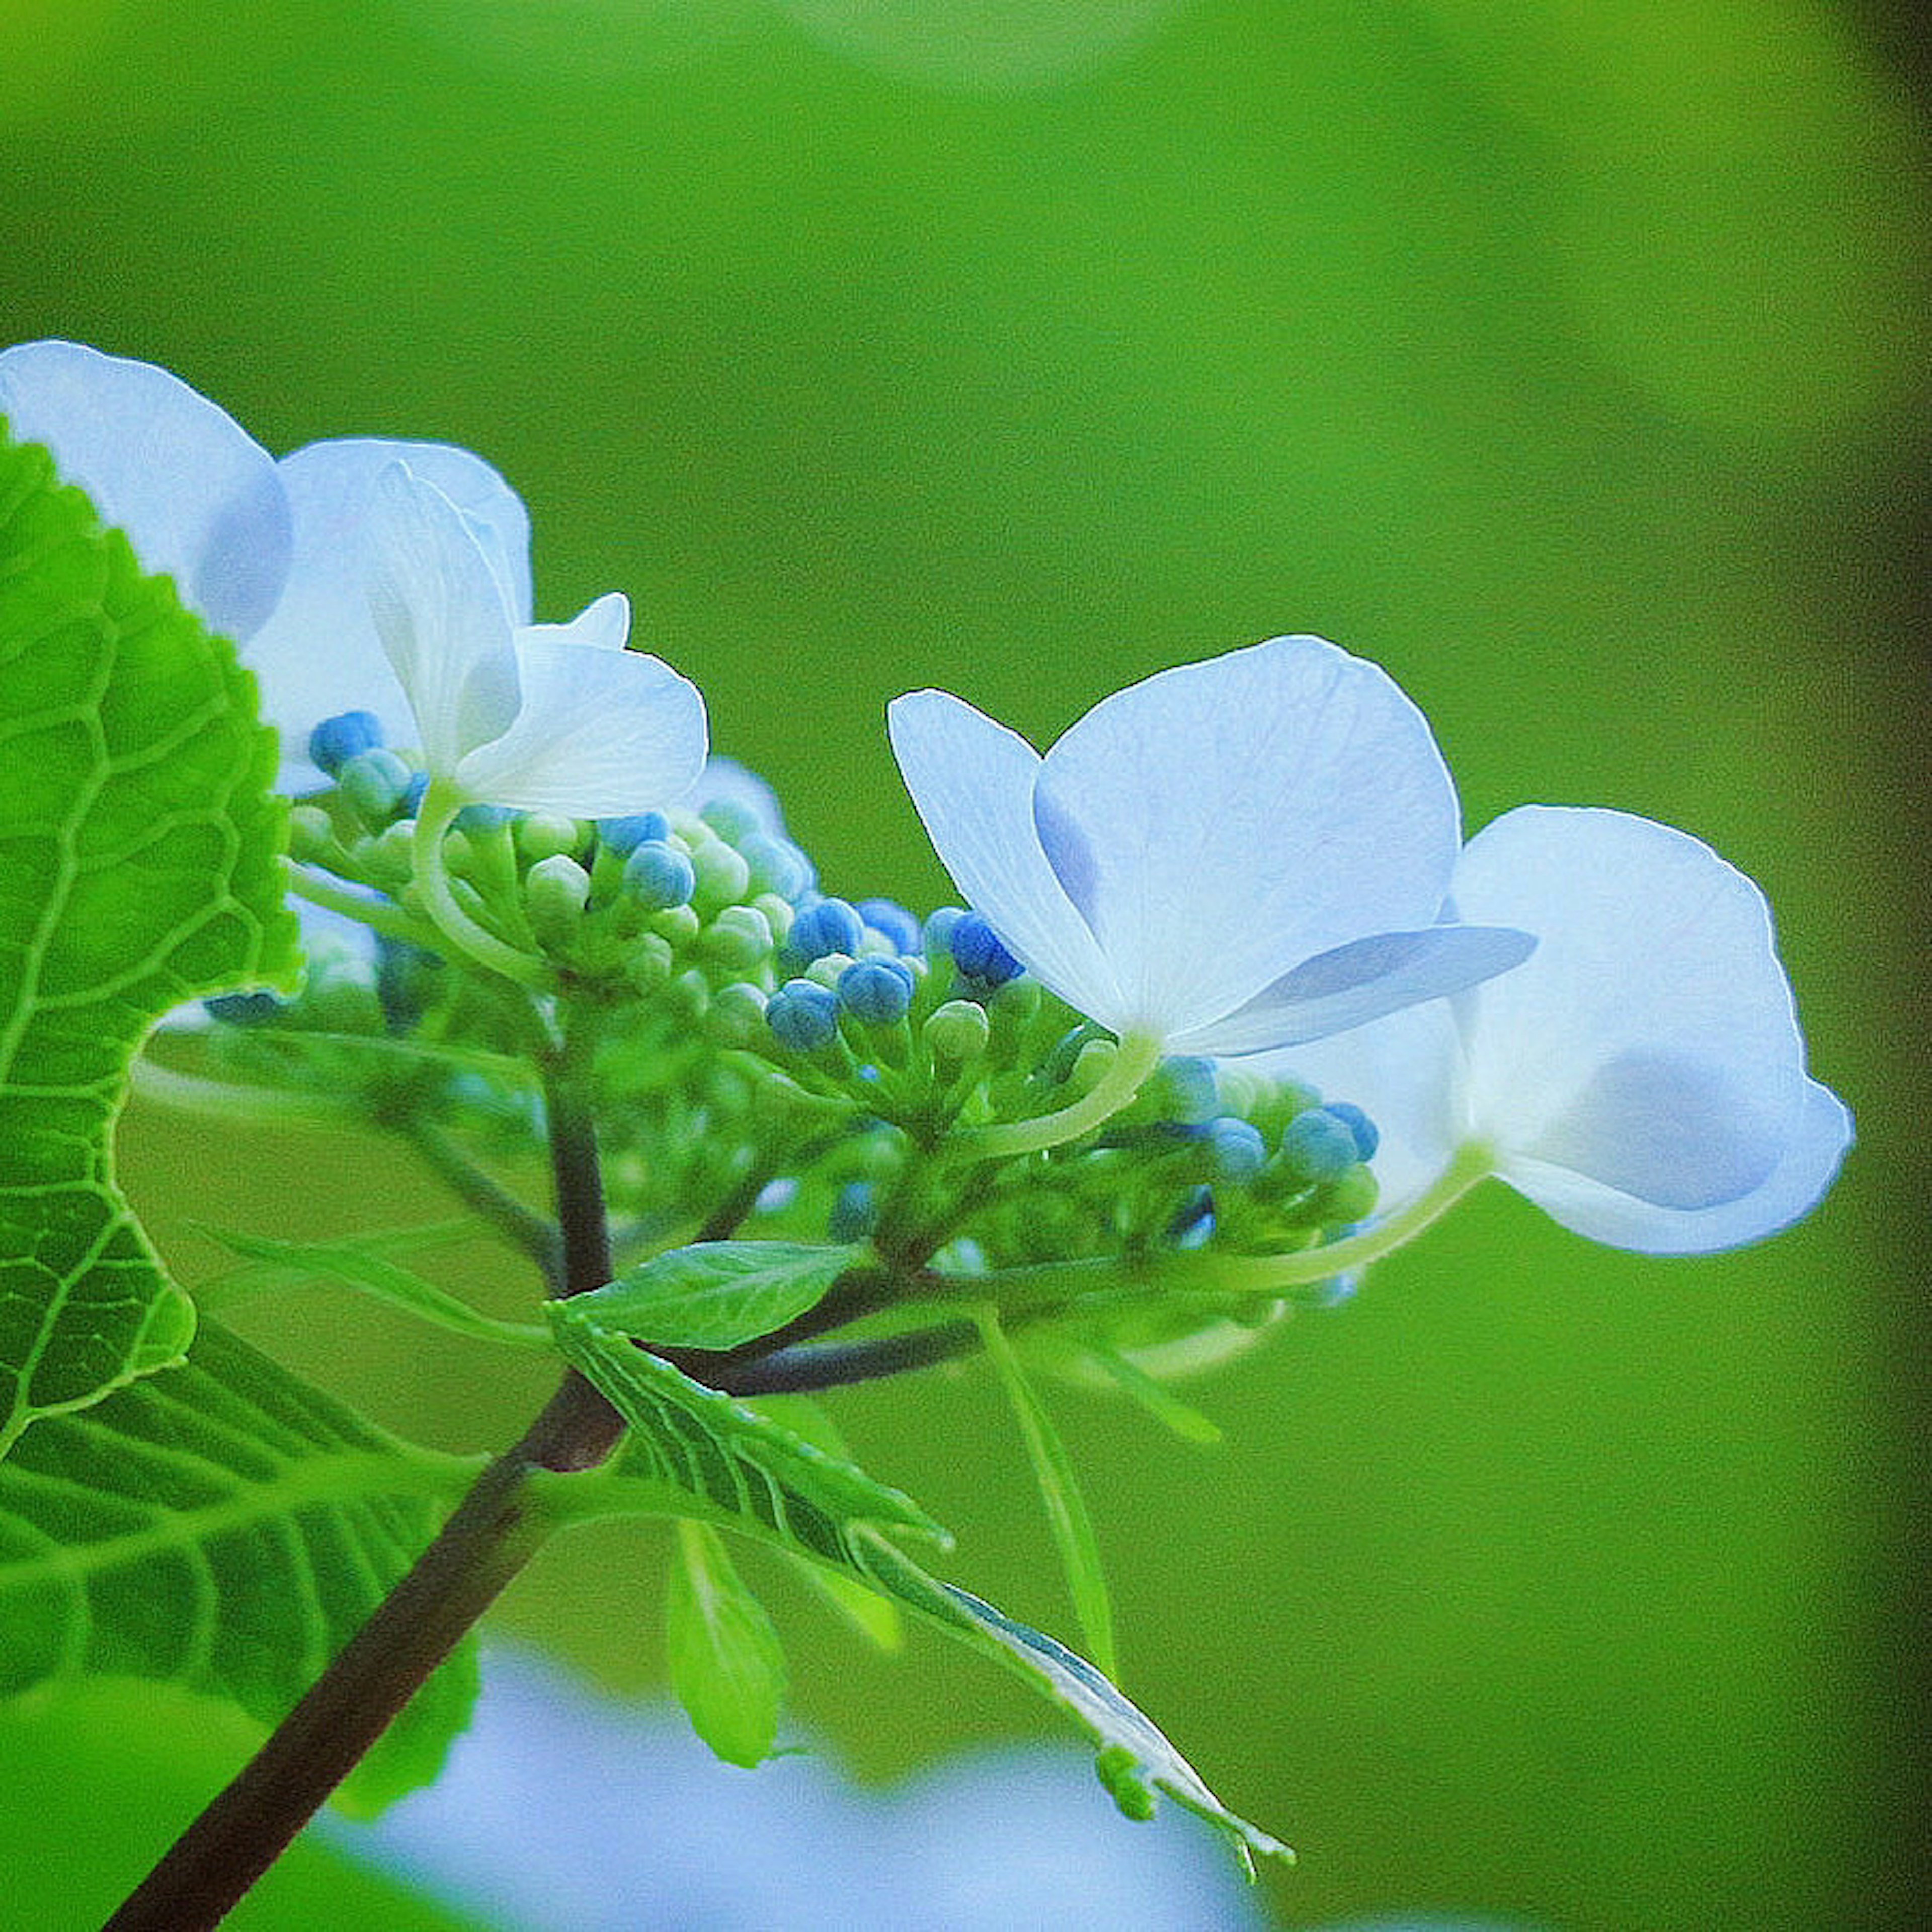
[
  {"x1": 1083, "y1": 1344, "x2": 1225, "y2": 1446},
  {"x1": 0, "y1": 1319, "x2": 481, "y2": 1807},
  {"x1": 976, "y1": 1306, "x2": 1118, "y2": 1684},
  {"x1": 198, "y1": 1225, "x2": 552, "y2": 1350},
  {"x1": 0, "y1": 425, "x2": 297, "y2": 1455},
  {"x1": 569, "y1": 1240, "x2": 864, "y2": 1350},
  {"x1": 666, "y1": 1518, "x2": 788, "y2": 1767}
]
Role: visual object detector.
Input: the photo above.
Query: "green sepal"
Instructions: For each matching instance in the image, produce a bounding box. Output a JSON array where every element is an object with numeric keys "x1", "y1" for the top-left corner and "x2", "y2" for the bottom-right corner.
[
  {"x1": 0, "y1": 1319, "x2": 481, "y2": 1810},
  {"x1": 666, "y1": 1518, "x2": 788, "y2": 1767},
  {"x1": 561, "y1": 1239, "x2": 865, "y2": 1351},
  {"x1": 0, "y1": 425, "x2": 298, "y2": 1455}
]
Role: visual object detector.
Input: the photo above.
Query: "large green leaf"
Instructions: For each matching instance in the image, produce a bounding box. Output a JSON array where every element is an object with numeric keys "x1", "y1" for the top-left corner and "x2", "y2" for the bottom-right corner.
[
  {"x1": 546, "y1": 1308, "x2": 1291, "y2": 1875},
  {"x1": 0, "y1": 1318, "x2": 480, "y2": 1809},
  {"x1": 0, "y1": 424, "x2": 297, "y2": 1455}
]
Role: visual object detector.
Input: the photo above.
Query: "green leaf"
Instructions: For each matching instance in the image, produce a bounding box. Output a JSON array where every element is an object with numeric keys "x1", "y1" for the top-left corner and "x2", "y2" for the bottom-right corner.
[
  {"x1": 846, "y1": 1530, "x2": 1295, "y2": 1880},
  {"x1": 544, "y1": 1311, "x2": 1289, "y2": 1876},
  {"x1": 568, "y1": 1239, "x2": 864, "y2": 1350},
  {"x1": 0, "y1": 1318, "x2": 481, "y2": 1809},
  {"x1": 199, "y1": 1224, "x2": 552, "y2": 1350},
  {"x1": 748, "y1": 1395, "x2": 903, "y2": 1651},
  {"x1": 0, "y1": 425, "x2": 297, "y2": 1455},
  {"x1": 546, "y1": 1298, "x2": 948, "y2": 1561},
  {"x1": 666, "y1": 1518, "x2": 788, "y2": 1767},
  {"x1": 974, "y1": 1306, "x2": 1118, "y2": 1684}
]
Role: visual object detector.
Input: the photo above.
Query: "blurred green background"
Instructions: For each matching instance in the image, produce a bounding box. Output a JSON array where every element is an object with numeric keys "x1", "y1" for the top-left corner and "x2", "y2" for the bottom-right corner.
[{"x1": 3, "y1": 1, "x2": 1925, "y2": 1925}]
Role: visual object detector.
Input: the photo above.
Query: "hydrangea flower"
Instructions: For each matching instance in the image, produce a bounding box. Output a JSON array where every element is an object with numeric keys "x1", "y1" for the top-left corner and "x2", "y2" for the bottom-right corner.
[
  {"x1": 1266, "y1": 806, "x2": 1852, "y2": 1255},
  {"x1": 889, "y1": 638, "x2": 1534, "y2": 1152}
]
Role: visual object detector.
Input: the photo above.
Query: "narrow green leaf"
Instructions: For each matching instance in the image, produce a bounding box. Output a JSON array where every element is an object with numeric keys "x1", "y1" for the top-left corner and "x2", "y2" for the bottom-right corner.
[
  {"x1": 0, "y1": 1319, "x2": 481, "y2": 1808},
  {"x1": 0, "y1": 425, "x2": 297, "y2": 1455},
  {"x1": 749, "y1": 1395, "x2": 903, "y2": 1652},
  {"x1": 546, "y1": 1299, "x2": 948, "y2": 1562},
  {"x1": 198, "y1": 1225, "x2": 552, "y2": 1350},
  {"x1": 568, "y1": 1239, "x2": 864, "y2": 1350},
  {"x1": 1083, "y1": 1344, "x2": 1225, "y2": 1446},
  {"x1": 975, "y1": 1305, "x2": 1118, "y2": 1685},
  {"x1": 666, "y1": 1518, "x2": 788, "y2": 1767}
]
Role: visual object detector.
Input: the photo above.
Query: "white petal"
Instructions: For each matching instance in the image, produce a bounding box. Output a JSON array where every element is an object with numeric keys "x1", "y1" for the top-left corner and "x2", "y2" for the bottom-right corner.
[
  {"x1": 1175, "y1": 922, "x2": 1535, "y2": 1057},
  {"x1": 253, "y1": 439, "x2": 533, "y2": 787},
  {"x1": 690, "y1": 756, "x2": 786, "y2": 834},
  {"x1": 1030, "y1": 636, "x2": 1463, "y2": 1039},
  {"x1": 1452, "y1": 805, "x2": 1844, "y2": 1233},
  {"x1": 888, "y1": 688, "x2": 1122, "y2": 1023},
  {"x1": 1503, "y1": 1078, "x2": 1852, "y2": 1254},
  {"x1": 365, "y1": 465, "x2": 521, "y2": 775},
  {"x1": 1249, "y1": 1000, "x2": 1468, "y2": 1216},
  {"x1": 0, "y1": 339, "x2": 290, "y2": 640},
  {"x1": 525, "y1": 590, "x2": 629, "y2": 654},
  {"x1": 455, "y1": 637, "x2": 708, "y2": 816}
]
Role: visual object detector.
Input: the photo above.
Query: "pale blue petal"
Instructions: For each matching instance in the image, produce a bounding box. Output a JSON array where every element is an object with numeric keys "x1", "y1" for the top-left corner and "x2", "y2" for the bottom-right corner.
[
  {"x1": 455, "y1": 636, "x2": 707, "y2": 816},
  {"x1": 365, "y1": 465, "x2": 521, "y2": 775},
  {"x1": 0, "y1": 339, "x2": 290, "y2": 640},
  {"x1": 256, "y1": 439, "x2": 532, "y2": 786},
  {"x1": 691, "y1": 756, "x2": 786, "y2": 834},
  {"x1": 888, "y1": 689, "x2": 1122, "y2": 1025},
  {"x1": 525, "y1": 589, "x2": 629, "y2": 653},
  {"x1": 1451, "y1": 805, "x2": 1845, "y2": 1240},
  {"x1": 1031, "y1": 636, "x2": 1463, "y2": 1040},
  {"x1": 1175, "y1": 922, "x2": 1535, "y2": 1057},
  {"x1": 1504, "y1": 1077, "x2": 1853, "y2": 1254}
]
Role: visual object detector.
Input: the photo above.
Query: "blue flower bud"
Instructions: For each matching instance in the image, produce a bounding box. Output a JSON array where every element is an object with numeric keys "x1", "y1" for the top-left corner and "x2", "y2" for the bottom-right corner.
[
  {"x1": 339, "y1": 748, "x2": 415, "y2": 824},
  {"x1": 921, "y1": 906, "x2": 967, "y2": 956},
  {"x1": 203, "y1": 990, "x2": 283, "y2": 1026},
  {"x1": 766, "y1": 978, "x2": 841, "y2": 1053},
  {"x1": 1204, "y1": 1116, "x2": 1267, "y2": 1184},
  {"x1": 623, "y1": 839, "x2": 697, "y2": 911},
  {"x1": 949, "y1": 912, "x2": 1022, "y2": 984},
  {"x1": 400, "y1": 770, "x2": 429, "y2": 817},
  {"x1": 597, "y1": 811, "x2": 669, "y2": 857},
  {"x1": 376, "y1": 937, "x2": 438, "y2": 1032},
  {"x1": 828, "y1": 1180, "x2": 876, "y2": 1242},
  {"x1": 456, "y1": 802, "x2": 516, "y2": 835},
  {"x1": 740, "y1": 832, "x2": 814, "y2": 902},
  {"x1": 855, "y1": 896, "x2": 922, "y2": 955},
  {"x1": 1322, "y1": 1100, "x2": 1379, "y2": 1163},
  {"x1": 1143, "y1": 1055, "x2": 1218, "y2": 1125},
  {"x1": 787, "y1": 896, "x2": 866, "y2": 965},
  {"x1": 699, "y1": 796, "x2": 764, "y2": 843},
  {"x1": 838, "y1": 955, "x2": 914, "y2": 1025},
  {"x1": 1279, "y1": 1106, "x2": 1362, "y2": 1183},
  {"x1": 307, "y1": 710, "x2": 383, "y2": 778}
]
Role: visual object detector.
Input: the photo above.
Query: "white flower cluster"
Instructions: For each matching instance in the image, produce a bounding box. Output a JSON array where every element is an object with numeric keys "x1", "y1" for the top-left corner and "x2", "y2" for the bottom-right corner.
[{"x1": 1, "y1": 339, "x2": 1849, "y2": 1259}]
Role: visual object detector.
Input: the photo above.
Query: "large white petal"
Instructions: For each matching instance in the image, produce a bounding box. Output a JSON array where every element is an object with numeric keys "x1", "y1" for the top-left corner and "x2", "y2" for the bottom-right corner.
[
  {"x1": 0, "y1": 339, "x2": 290, "y2": 641},
  {"x1": 455, "y1": 634, "x2": 707, "y2": 817},
  {"x1": 365, "y1": 465, "x2": 521, "y2": 775},
  {"x1": 1030, "y1": 636, "x2": 1462, "y2": 1040},
  {"x1": 255, "y1": 439, "x2": 532, "y2": 787},
  {"x1": 1502, "y1": 1077, "x2": 1852, "y2": 1254},
  {"x1": 1177, "y1": 921, "x2": 1535, "y2": 1057},
  {"x1": 888, "y1": 688, "x2": 1121, "y2": 1022},
  {"x1": 1452, "y1": 805, "x2": 1842, "y2": 1229}
]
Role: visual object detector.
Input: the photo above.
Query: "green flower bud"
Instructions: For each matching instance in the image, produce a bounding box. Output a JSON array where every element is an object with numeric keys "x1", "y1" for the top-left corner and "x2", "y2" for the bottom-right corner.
[
  {"x1": 650, "y1": 903, "x2": 702, "y2": 949},
  {"x1": 750, "y1": 892, "x2": 794, "y2": 944},
  {"x1": 363, "y1": 819, "x2": 417, "y2": 888},
  {"x1": 517, "y1": 813, "x2": 585, "y2": 866},
  {"x1": 924, "y1": 997, "x2": 992, "y2": 1065},
  {"x1": 1067, "y1": 1036, "x2": 1116, "y2": 1096},
  {"x1": 625, "y1": 931, "x2": 675, "y2": 992},
  {"x1": 689, "y1": 837, "x2": 752, "y2": 915},
  {"x1": 707, "y1": 980, "x2": 769, "y2": 1046},
  {"x1": 287, "y1": 804, "x2": 336, "y2": 865},
  {"x1": 698, "y1": 903, "x2": 775, "y2": 972},
  {"x1": 526, "y1": 853, "x2": 591, "y2": 949},
  {"x1": 803, "y1": 950, "x2": 856, "y2": 992}
]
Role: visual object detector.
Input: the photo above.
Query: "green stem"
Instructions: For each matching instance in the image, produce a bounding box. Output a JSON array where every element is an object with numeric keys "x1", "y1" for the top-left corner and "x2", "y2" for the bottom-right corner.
[
  {"x1": 412, "y1": 778, "x2": 550, "y2": 990},
  {"x1": 961, "y1": 1029, "x2": 1162, "y2": 1161},
  {"x1": 284, "y1": 862, "x2": 445, "y2": 951}
]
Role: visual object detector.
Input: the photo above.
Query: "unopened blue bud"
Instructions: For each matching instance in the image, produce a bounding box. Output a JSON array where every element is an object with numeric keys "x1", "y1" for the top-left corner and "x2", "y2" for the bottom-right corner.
[
  {"x1": 838, "y1": 955, "x2": 914, "y2": 1025},
  {"x1": 828, "y1": 1180, "x2": 876, "y2": 1242},
  {"x1": 624, "y1": 839, "x2": 697, "y2": 911},
  {"x1": 1205, "y1": 1116, "x2": 1267, "y2": 1184},
  {"x1": 400, "y1": 771, "x2": 429, "y2": 817},
  {"x1": 1322, "y1": 1100, "x2": 1379, "y2": 1163},
  {"x1": 339, "y1": 748, "x2": 414, "y2": 824},
  {"x1": 921, "y1": 906, "x2": 967, "y2": 956},
  {"x1": 1279, "y1": 1106, "x2": 1361, "y2": 1183},
  {"x1": 308, "y1": 710, "x2": 382, "y2": 777},
  {"x1": 855, "y1": 897, "x2": 922, "y2": 955},
  {"x1": 788, "y1": 896, "x2": 865, "y2": 965},
  {"x1": 203, "y1": 990, "x2": 283, "y2": 1026},
  {"x1": 376, "y1": 937, "x2": 438, "y2": 1032},
  {"x1": 699, "y1": 796, "x2": 763, "y2": 843},
  {"x1": 949, "y1": 912, "x2": 1022, "y2": 984},
  {"x1": 1146, "y1": 1055, "x2": 1218, "y2": 1125},
  {"x1": 597, "y1": 811, "x2": 669, "y2": 857},
  {"x1": 740, "y1": 832, "x2": 814, "y2": 902},
  {"x1": 766, "y1": 978, "x2": 841, "y2": 1053}
]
